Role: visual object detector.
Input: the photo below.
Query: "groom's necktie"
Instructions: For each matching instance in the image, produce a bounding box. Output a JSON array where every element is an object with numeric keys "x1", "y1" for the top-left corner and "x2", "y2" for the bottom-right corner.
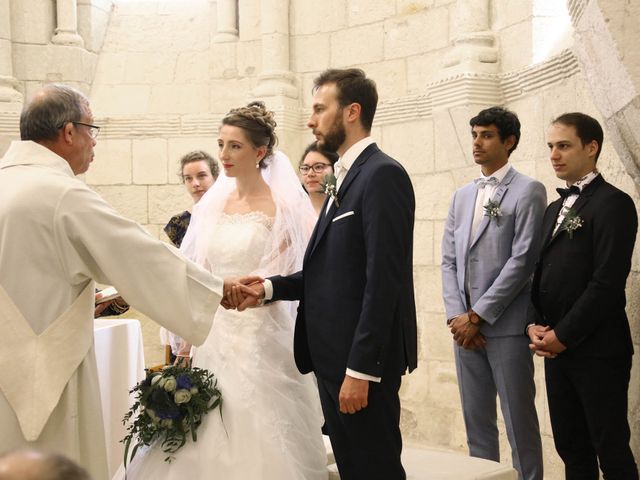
[
  {"x1": 556, "y1": 185, "x2": 580, "y2": 199},
  {"x1": 334, "y1": 160, "x2": 348, "y2": 191}
]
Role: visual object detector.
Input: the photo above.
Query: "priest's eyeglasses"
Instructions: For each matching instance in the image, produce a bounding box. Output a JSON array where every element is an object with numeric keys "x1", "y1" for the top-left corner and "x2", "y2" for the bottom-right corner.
[
  {"x1": 299, "y1": 163, "x2": 332, "y2": 175},
  {"x1": 72, "y1": 121, "x2": 101, "y2": 139}
]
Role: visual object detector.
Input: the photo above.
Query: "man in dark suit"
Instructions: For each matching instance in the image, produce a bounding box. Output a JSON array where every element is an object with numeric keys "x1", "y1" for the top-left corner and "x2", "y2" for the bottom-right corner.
[
  {"x1": 528, "y1": 112, "x2": 639, "y2": 479},
  {"x1": 235, "y1": 68, "x2": 417, "y2": 480}
]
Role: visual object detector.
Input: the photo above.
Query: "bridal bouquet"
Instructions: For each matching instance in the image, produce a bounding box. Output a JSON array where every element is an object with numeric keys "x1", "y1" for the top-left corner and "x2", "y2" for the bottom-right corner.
[{"x1": 122, "y1": 365, "x2": 223, "y2": 465}]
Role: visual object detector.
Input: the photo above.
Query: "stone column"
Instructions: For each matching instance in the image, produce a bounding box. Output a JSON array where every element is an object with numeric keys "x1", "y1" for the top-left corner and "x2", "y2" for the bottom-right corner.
[
  {"x1": 0, "y1": 0, "x2": 22, "y2": 105},
  {"x1": 443, "y1": 0, "x2": 497, "y2": 74},
  {"x1": 214, "y1": 0, "x2": 238, "y2": 42},
  {"x1": 52, "y1": 0, "x2": 84, "y2": 47},
  {"x1": 253, "y1": 0, "x2": 297, "y2": 98}
]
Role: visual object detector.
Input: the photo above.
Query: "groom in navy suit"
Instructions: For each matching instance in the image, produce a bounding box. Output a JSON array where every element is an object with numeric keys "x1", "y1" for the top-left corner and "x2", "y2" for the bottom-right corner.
[{"x1": 236, "y1": 68, "x2": 417, "y2": 480}]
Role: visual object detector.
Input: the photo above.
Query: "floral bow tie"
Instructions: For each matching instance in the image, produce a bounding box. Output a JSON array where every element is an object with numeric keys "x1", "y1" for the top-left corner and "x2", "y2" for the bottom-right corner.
[
  {"x1": 556, "y1": 185, "x2": 580, "y2": 199},
  {"x1": 474, "y1": 177, "x2": 498, "y2": 189}
]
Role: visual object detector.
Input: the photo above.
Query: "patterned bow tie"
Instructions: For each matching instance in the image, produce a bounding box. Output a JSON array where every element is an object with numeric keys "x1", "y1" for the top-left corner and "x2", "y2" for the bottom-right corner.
[
  {"x1": 556, "y1": 185, "x2": 580, "y2": 199},
  {"x1": 474, "y1": 177, "x2": 498, "y2": 189}
]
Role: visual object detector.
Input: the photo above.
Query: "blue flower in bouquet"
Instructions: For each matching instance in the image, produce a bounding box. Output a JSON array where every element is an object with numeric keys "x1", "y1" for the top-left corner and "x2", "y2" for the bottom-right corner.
[
  {"x1": 176, "y1": 374, "x2": 192, "y2": 390},
  {"x1": 122, "y1": 365, "x2": 223, "y2": 465}
]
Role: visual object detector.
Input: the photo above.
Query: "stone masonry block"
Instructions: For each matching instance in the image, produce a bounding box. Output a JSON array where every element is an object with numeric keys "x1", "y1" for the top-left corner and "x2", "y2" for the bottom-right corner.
[
  {"x1": 433, "y1": 219, "x2": 445, "y2": 267},
  {"x1": 499, "y1": 21, "x2": 533, "y2": 72},
  {"x1": 362, "y1": 59, "x2": 408, "y2": 101},
  {"x1": 9, "y1": 0, "x2": 54, "y2": 45},
  {"x1": 209, "y1": 43, "x2": 238, "y2": 79},
  {"x1": 413, "y1": 220, "x2": 434, "y2": 266},
  {"x1": 87, "y1": 139, "x2": 132, "y2": 185},
  {"x1": 433, "y1": 106, "x2": 477, "y2": 173},
  {"x1": 346, "y1": 0, "x2": 396, "y2": 26},
  {"x1": 210, "y1": 78, "x2": 252, "y2": 112},
  {"x1": 93, "y1": 52, "x2": 127, "y2": 85},
  {"x1": 133, "y1": 138, "x2": 168, "y2": 184},
  {"x1": 413, "y1": 265, "x2": 445, "y2": 315},
  {"x1": 381, "y1": 119, "x2": 433, "y2": 175},
  {"x1": 12, "y1": 44, "x2": 96, "y2": 83},
  {"x1": 238, "y1": 0, "x2": 261, "y2": 42},
  {"x1": 492, "y1": 0, "x2": 534, "y2": 30},
  {"x1": 91, "y1": 85, "x2": 151, "y2": 115},
  {"x1": 421, "y1": 312, "x2": 456, "y2": 362},
  {"x1": 124, "y1": 52, "x2": 177, "y2": 84},
  {"x1": 330, "y1": 24, "x2": 384, "y2": 68},
  {"x1": 175, "y1": 51, "x2": 210, "y2": 83},
  {"x1": 167, "y1": 137, "x2": 219, "y2": 185},
  {"x1": 384, "y1": 7, "x2": 449, "y2": 59},
  {"x1": 407, "y1": 51, "x2": 446, "y2": 93},
  {"x1": 149, "y1": 84, "x2": 210, "y2": 114},
  {"x1": 292, "y1": 34, "x2": 331, "y2": 73},
  {"x1": 236, "y1": 40, "x2": 262, "y2": 77},
  {"x1": 413, "y1": 172, "x2": 456, "y2": 220},
  {"x1": 148, "y1": 184, "x2": 192, "y2": 224},
  {"x1": 397, "y1": 0, "x2": 434, "y2": 16},
  {"x1": 291, "y1": 0, "x2": 346, "y2": 35},
  {"x1": 92, "y1": 185, "x2": 148, "y2": 224},
  {"x1": 428, "y1": 361, "x2": 460, "y2": 410}
]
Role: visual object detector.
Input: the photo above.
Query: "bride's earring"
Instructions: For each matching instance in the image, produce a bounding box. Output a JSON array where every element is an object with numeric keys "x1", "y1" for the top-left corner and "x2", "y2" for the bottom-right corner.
[{"x1": 255, "y1": 162, "x2": 260, "y2": 169}]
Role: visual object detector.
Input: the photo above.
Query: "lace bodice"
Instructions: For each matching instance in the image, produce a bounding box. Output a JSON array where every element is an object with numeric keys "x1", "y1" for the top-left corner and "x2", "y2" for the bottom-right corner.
[{"x1": 206, "y1": 211, "x2": 274, "y2": 278}]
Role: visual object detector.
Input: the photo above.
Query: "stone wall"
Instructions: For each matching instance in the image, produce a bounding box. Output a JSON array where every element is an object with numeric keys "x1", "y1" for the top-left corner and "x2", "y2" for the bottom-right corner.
[{"x1": 0, "y1": 0, "x2": 639, "y2": 477}]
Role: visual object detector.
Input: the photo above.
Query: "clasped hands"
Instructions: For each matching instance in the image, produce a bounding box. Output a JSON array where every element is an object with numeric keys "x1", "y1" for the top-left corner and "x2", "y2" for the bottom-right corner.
[
  {"x1": 449, "y1": 311, "x2": 486, "y2": 350},
  {"x1": 221, "y1": 276, "x2": 266, "y2": 311},
  {"x1": 527, "y1": 325, "x2": 566, "y2": 358}
]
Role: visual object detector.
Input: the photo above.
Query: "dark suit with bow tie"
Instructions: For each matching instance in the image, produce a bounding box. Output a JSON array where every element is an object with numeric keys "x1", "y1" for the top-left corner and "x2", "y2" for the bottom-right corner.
[
  {"x1": 530, "y1": 174, "x2": 639, "y2": 478},
  {"x1": 269, "y1": 143, "x2": 417, "y2": 480}
]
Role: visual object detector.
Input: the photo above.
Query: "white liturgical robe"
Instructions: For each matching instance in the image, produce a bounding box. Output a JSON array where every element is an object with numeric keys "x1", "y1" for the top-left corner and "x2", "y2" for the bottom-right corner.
[{"x1": 0, "y1": 141, "x2": 224, "y2": 480}]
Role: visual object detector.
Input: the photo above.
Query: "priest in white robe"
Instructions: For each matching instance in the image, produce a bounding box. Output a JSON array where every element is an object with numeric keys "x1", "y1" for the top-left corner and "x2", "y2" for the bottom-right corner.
[{"x1": 0, "y1": 84, "x2": 239, "y2": 480}]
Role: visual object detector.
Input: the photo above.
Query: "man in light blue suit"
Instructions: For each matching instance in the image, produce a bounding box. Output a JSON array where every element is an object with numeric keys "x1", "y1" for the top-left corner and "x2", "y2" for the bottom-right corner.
[{"x1": 441, "y1": 107, "x2": 545, "y2": 480}]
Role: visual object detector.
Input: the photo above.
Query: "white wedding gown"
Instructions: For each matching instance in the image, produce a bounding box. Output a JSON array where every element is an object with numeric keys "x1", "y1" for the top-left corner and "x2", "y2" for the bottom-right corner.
[{"x1": 128, "y1": 212, "x2": 327, "y2": 480}]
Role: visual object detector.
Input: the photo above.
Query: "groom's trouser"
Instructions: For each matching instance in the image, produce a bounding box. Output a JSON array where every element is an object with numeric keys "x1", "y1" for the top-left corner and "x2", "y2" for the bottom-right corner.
[
  {"x1": 454, "y1": 336, "x2": 543, "y2": 480},
  {"x1": 317, "y1": 375, "x2": 405, "y2": 480}
]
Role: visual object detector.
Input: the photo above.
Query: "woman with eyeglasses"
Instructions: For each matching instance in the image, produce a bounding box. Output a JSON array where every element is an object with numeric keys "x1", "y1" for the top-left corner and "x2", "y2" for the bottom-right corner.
[{"x1": 299, "y1": 142, "x2": 339, "y2": 215}]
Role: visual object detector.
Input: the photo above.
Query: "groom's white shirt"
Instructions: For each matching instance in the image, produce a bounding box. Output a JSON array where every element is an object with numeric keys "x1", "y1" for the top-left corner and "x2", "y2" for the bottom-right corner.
[{"x1": 0, "y1": 140, "x2": 223, "y2": 480}]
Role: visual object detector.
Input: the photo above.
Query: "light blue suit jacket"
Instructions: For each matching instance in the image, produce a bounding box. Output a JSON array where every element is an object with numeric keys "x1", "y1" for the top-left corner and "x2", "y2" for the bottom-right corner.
[{"x1": 441, "y1": 167, "x2": 546, "y2": 337}]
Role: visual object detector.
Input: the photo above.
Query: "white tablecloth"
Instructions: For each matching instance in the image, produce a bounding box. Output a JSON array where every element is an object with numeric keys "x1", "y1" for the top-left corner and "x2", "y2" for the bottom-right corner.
[{"x1": 94, "y1": 319, "x2": 145, "y2": 479}]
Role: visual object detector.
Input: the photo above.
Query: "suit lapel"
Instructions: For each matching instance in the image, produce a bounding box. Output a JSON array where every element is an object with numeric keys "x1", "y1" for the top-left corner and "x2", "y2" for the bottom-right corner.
[
  {"x1": 469, "y1": 167, "x2": 516, "y2": 249},
  {"x1": 546, "y1": 174, "x2": 603, "y2": 247},
  {"x1": 307, "y1": 143, "x2": 378, "y2": 259}
]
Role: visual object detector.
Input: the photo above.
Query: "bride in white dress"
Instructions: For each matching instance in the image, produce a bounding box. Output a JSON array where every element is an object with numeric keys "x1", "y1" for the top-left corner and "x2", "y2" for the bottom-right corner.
[{"x1": 128, "y1": 102, "x2": 327, "y2": 480}]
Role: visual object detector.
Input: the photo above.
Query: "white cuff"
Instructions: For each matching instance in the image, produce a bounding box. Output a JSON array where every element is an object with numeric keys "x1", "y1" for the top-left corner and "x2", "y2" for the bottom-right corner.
[
  {"x1": 346, "y1": 368, "x2": 381, "y2": 383},
  {"x1": 263, "y1": 279, "x2": 273, "y2": 301}
]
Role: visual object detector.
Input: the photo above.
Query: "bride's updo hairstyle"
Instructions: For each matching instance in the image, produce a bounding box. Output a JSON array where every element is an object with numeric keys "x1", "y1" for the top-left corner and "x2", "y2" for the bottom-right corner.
[{"x1": 221, "y1": 101, "x2": 278, "y2": 169}]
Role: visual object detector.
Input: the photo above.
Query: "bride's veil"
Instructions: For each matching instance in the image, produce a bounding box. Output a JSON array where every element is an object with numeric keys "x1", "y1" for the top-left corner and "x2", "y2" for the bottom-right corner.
[{"x1": 180, "y1": 150, "x2": 316, "y2": 283}]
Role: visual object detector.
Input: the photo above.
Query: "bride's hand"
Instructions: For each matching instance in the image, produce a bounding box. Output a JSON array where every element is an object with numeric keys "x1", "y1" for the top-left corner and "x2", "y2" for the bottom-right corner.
[{"x1": 222, "y1": 277, "x2": 264, "y2": 310}]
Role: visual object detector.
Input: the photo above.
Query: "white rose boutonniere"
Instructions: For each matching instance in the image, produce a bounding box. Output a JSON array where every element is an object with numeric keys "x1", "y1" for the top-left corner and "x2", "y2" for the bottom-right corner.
[
  {"x1": 559, "y1": 207, "x2": 583, "y2": 239},
  {"x1": 483, "y1": 199, "x2": 502, "y2": 224},
  {"x1": 320, "y1": 173, "x2": 339, "y2": 207}
]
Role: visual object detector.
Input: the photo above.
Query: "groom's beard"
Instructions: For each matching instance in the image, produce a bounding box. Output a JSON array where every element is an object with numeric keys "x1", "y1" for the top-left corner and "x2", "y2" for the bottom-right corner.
[{"x1": 319, "y1": 113, "x2": 346, "y2": 154}]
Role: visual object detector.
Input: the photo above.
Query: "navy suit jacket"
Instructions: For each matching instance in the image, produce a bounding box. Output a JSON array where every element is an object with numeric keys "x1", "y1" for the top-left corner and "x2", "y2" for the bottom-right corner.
[
  {"x1": 530, "y1": 175, "x2": 637, "y2": 357},
  {"x1": 270, "y1": 143, "x2": 417, "y2": 383}
]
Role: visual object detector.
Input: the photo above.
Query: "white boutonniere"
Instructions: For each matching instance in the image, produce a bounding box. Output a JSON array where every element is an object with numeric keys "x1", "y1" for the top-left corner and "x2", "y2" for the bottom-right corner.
[
  {"x1": 321, "y1": 173, "x2": 339, "y2": 207},
  {"x1": 483, "y1": 199, "x2": 502, "y2": 224},
  {"x1": 559, "y1": 207, "x2": 583, "y2": 239}
]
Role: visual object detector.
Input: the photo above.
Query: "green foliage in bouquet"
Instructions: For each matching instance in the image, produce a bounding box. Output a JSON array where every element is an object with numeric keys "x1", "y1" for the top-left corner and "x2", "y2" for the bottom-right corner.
[{"x1": 122, "y1": 365, "x2": 222, "y2": 465}]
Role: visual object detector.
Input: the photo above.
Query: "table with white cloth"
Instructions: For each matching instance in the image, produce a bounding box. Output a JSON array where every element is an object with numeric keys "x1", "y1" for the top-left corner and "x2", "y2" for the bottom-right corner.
[{"x1": 94, "y1": 319, "x2": 146, "y2": 480}]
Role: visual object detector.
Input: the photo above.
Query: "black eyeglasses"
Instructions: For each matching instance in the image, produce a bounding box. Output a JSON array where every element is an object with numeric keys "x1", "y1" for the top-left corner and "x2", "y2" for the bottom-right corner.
[
  {"x1": 73, "y1": 121, "x2": 100, "y2": 139},
  {"x1": 299, "y1": 163, "x2": 332, "y2": 175},
  {"x1": 61, "y1": 121, "x2": 100, "y2": 139}
]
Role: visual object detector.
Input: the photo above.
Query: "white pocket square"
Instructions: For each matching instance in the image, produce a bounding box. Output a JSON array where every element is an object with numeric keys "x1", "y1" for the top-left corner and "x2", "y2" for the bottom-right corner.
[{"x1": 332, "y1": 211, "x2": 355, "y2": 222}]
